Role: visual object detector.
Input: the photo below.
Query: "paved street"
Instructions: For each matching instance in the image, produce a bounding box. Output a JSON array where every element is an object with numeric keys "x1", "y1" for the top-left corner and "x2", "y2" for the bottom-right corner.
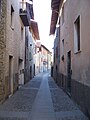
[{"x1": 0, "y1": 72, "x2": 89, "y2": 120}]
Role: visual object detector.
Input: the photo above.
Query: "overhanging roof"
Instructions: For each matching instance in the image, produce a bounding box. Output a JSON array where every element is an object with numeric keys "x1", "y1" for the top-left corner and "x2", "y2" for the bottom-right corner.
[
  {"x1": 50, "y1": 0, "x2": 63, "y2": 35},
  {"x1": 41, "y1": 45, "x2": 52, "y2": 54},
  {"x1": 31, "y1": 20, "x2": 40, "y2": 40},
  {"x1": 51, "y1": 0, "x2": 61, "y2": 9},
  {"x1": 50, "y1": 10, "x2": 58, "y2": 35},
  {"x1": 26, "y1": 2, "x2": 34, "y2": 20}
]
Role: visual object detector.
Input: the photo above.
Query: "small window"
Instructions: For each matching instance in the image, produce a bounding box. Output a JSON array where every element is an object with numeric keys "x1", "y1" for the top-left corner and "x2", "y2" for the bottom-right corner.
[
  {"x1": 74, "y1": 16, "x2": 80, "y2": 53},
  {"x1": 62, "y1": 5, "x2": 64, "y2": 25},
  {"x1": 11, "y1": 5, "x2": 14, "y2": 28}
]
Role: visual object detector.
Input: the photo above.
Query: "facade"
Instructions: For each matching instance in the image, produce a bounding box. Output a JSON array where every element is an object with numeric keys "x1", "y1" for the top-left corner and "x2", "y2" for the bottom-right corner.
[
  {"x1": 40, "y1": 45, "x2": 52, "y2": 72},
  {"x1": 34, "y1": 41, "x2": 41, "y2": 74},
  {"x1": 0, "y1": 0, "x2": 40, "y2": 103},
  {"x1": 50, "y1": 0, "x2": 90, "y2": 117},
  {"x1": 0, "y1": 0, "x2": 25, "y2": 101},
  {"x1": 0, "y1": 0, "x2": 26, "y2": 101},
  {"x1": 25, "y1": 26, "x2": 40, "y2": 81},
  {"x1": 29, "y1": 21, "x2": 40, "y2": 79}
]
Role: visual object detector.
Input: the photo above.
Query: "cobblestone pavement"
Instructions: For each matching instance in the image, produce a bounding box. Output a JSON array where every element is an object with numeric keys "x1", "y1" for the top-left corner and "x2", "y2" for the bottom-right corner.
[
  {"x1": 0, "y1": 73, "x2": 42, "y2": 120},
  {"x1": 0, "y1": 72, "x2": 89, "y2": 120},
  {"x1": 48, "y1": 77, "x2": 89, "y2": 120}
]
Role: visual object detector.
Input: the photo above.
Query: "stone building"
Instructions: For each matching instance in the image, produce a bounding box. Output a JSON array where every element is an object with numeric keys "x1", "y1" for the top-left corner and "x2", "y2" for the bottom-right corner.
[
  {"x1": 53, "y1": 27, "x2": 60, "y2": 82},
  {"x1": 40, "y1": 45, "x2": 52, "y2": 72},
  {"x1": 0, "y1": 0, "x2": 26, "y2": 102},
  {"x1": 0, "y1": 0, "x2": 7, "y2": 102},
  {"x1": 0, "y1": 0, "x2": 40, "y2": 103},
  {"x1": 24, "y1": 20, "x2": 40, "y2": 82},
  {"x1": 34, "y1": 41, "x2": 41, "y2": 75},
  {"x1": 50, "y1": 0, "x2": 90, "y2": 117}
]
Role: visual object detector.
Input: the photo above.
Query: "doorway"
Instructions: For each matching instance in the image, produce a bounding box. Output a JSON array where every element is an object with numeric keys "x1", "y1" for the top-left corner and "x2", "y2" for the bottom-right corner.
[
  {"x1": 34, "y1": 64, "x2": 35, "y2": 76},
  {"x1": 19, "y1": 59, "x2": 24, "y2": 85},
  {"x1": 9, "y1": 56, "x2": 13, "y2": 95},
  {"x1": 67, "y1": 51, "x2": 72, "y2": 93},
  {"x1": 30, "y1": 66, "x2": 32, "y2": 79}
]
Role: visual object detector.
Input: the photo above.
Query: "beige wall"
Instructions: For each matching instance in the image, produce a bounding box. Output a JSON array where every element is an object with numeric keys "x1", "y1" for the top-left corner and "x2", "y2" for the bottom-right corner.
[
  {"x1": 53, "y1": 0, "x2": 90, "y2": 115},
  {"x1": 60, "y1": 0, "x2": 90, "y2": 86},
  {"x1": 72, "y1": 0, "x2": 90, "y2": 86}
]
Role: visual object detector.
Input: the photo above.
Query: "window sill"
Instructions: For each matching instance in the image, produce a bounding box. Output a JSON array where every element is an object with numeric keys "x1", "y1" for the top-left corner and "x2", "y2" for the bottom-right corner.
[
  {"x1": 10, "y1": 26, "x2": 14, "y2": 31},
  {"x1": 74, "y1": 50, "x2": 81, "y2": 54}
]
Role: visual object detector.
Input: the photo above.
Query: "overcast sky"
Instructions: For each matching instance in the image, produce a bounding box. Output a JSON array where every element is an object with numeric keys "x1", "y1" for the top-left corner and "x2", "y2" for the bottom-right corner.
[{"x1": 33, "y1": 0, "x2": 54, "y2": 52}]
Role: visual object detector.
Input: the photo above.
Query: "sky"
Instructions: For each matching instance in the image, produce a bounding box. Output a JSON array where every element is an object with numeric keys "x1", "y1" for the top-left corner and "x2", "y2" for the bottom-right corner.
[{"x1": 33, "y1": 0, "x2": 54, "y2": 52}]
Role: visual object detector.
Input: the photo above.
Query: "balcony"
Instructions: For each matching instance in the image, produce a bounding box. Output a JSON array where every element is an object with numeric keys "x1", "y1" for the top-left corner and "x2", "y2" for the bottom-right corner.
[{"x1": 19, "y1": 2, "x2": 33, "y2": 26}]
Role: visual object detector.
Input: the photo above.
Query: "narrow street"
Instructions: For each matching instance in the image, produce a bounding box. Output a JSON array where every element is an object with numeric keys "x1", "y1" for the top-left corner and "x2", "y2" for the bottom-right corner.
[{"x1": 0, "y1": 72, "x2": 88, "y2": 120}]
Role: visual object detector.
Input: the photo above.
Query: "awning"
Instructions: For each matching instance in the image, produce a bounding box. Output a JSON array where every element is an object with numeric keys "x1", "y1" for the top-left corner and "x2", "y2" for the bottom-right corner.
[
  {"x1": 50, "y1": 0, "x2": 63, "y2": 35},
  {"x1": 50, "y1": 10, "x2": 58, "y2": 35},
  {"x1": 31, "y1": 20, "x2": 40, "y2": 40}
]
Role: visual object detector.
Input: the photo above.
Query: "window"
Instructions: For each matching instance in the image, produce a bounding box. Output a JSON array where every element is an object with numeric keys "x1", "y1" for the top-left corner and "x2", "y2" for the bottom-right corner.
[
  {"x1": 74, "y1": 16, "x2": 80, "y2": 53},
  {"x1": 62, "y1": 5, "x2": 64, "y2": 25},
  {"x1": 11, "y1": 5, "x2": 14, "y2": 29}
]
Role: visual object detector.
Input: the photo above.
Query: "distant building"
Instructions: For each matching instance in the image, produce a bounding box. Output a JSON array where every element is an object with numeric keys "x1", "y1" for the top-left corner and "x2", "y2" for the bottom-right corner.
[
  {"x1": 24, "y1": 21, "x2": 40, "y2": 82},
  {"x1": 40, "y1": 45, "x2": 52, "y2": 72},
  {"x1": 35, "y1": 41, "x2": 41, "y2": 74},
  {"x1": 50, "y1": 0, "x2": 90, "y2": 117}
]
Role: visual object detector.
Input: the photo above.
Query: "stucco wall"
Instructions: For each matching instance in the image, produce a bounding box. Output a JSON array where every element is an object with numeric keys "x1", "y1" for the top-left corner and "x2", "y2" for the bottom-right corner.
[
  {"x1": 60, "y1": 0, "x2": 90, "y2": 86},
  {"x1": 58, "y1": 0, "x2": 90, "y2": 117}
]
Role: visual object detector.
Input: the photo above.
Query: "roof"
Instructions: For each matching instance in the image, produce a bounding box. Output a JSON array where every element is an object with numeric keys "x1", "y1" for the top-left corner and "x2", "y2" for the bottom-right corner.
[
  {"x1": 30, "y1": 20, "x2": 40, "y2": 40},
  {"x1": 26, "y1": 2, "x2": 34, "y2": 20},
  {"x1": 50, "y1": 0, "x2": 63, "y2": 35},
  {"x1": 41, "y1": 45, "x2": 52, "y2": 54}
]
